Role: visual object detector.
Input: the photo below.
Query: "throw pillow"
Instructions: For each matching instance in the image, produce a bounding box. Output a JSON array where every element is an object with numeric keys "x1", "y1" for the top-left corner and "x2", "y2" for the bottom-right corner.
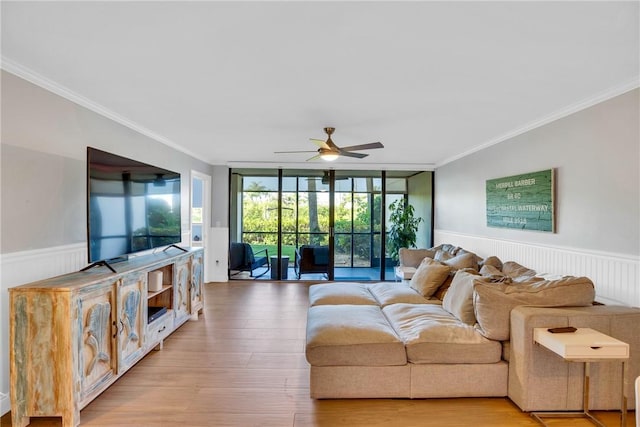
[
  {"x1": 481, "y1": 256, "x2": 503, "y2": 270},
  {"x1": 433, "y1": 274, "x2": 454, "y2": 300},
  {"x1": 434, "y1": 249, "x2": 453, "y2": 262},
  {"x1": 442, "y1": 270, "x2": 484, "y2": 325},
  {"x1": 444, "y1": 252, "x2": 479, "y2": 271},
  {"x1": 409, "y1": 258, "x2": 452, "y2": 298},
  {"x1": 479, "y1": 264, "x2": 512, "y2": 283},
  {"x1": 501, "y1": 261, "x2": 537, "y2": 282}
]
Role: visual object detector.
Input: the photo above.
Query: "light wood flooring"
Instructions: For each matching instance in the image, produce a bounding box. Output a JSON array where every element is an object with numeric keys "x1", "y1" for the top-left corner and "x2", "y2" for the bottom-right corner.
[{"x1": 2, "y1": 281, "x2": 636, "y2": 426}]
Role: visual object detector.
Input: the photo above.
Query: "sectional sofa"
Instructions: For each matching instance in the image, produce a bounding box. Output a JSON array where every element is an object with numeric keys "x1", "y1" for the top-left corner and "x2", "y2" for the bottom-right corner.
[{"x1": 305, "y1": 245, "x2": 640, "y2": 412}]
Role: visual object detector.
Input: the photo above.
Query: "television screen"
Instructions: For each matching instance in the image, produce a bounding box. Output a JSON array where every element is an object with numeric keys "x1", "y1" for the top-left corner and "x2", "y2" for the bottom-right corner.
[{"x1": 87, "y1": 147, "x2": 181, "y2": 263}]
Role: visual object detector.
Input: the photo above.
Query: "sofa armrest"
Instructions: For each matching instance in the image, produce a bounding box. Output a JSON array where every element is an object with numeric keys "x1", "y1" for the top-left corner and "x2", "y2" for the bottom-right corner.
[
  {"x1": 398, "y1": 248, "x2": 436, "y2": 268},
  {"x1": 509, "y1": 305, "x2": 640, "y2": 412}
]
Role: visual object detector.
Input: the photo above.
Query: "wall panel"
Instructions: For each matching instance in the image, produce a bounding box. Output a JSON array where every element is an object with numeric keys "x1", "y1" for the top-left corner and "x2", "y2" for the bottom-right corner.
[{"x1": 435, "y1": 230, "x2": 639, "y2": 307}]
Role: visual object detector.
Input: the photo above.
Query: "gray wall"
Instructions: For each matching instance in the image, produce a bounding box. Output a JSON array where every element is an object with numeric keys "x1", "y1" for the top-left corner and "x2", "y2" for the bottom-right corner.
[
  {"x1": 0, "y1": 71, "x2": 231, "y2": 411},
  {"x1": 434, "y1": 88, "x2": 639, "y2": 256},
  {"x1": 1, "y1": 70, "x2": 219, "y2": 253},
  {"x1": 408, "y1": 171, "x2": 433, "y2": 248},
  {"x1": 211, "y1": 165, "x2": 229, "y2": 228}
]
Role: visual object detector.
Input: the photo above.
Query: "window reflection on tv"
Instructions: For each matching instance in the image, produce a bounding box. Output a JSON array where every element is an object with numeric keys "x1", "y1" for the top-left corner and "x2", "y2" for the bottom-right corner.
[{"x1": 87, "y1": 147, "x2": 181, "y2": 263}]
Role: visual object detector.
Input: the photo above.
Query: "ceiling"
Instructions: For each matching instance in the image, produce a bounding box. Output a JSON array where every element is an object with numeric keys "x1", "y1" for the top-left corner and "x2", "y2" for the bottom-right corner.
[{"x1": 1, "y1": 1, "x2": 638, "y2": 170}]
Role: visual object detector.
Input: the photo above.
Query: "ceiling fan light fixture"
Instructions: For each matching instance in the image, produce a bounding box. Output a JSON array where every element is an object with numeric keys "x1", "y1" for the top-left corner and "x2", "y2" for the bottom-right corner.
[{"x1": 320, "y1": 152, "x2": 339, "y2": 161}]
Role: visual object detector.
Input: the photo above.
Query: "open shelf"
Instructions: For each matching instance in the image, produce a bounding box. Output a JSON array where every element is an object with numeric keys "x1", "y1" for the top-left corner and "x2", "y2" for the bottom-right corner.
[
  {"x1": 147, "y1": 284, "x2": 172, "y2": 300},
  {"x1": 146, "y1": 264, "x2": 174, "y2": 325}
]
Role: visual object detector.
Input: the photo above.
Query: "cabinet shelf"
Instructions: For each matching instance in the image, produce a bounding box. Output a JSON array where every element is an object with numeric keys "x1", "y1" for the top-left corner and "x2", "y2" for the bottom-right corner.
[{"x1": 147, "y1": 284, "x2": 172, "y2": 299}]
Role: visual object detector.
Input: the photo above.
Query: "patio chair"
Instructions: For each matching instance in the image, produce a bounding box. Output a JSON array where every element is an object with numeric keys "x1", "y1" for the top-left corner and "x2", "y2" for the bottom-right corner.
[
  {"x1": 229, "y1": 242, "x2": 269, "y2": 278},
  {"x1": 294, "y1": 245, "x2": 329, "y2": 279}
]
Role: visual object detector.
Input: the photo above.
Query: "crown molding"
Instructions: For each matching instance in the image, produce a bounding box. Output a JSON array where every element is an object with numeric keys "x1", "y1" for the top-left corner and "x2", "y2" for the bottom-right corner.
[
  {"x1": 0, "y1": 56, "x2": 205, "y2": 161},
  {"x1": 436, "y1": 78, "x2": 640, "y2": 168},
  {"x1": 225, "y1": 160, "x2": 435, "y2": 171}
]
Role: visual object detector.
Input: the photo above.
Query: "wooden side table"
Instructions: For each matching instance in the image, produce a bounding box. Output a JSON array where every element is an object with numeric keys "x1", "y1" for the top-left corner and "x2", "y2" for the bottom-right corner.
[{"x1": 532, "y1": 327, "x2": 629, "y2": 427}]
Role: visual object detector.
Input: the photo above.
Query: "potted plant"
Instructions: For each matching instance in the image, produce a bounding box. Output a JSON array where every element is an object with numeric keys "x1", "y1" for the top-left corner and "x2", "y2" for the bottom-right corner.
[{"x1": 387, "y1": 199, "x2": 423, "y2": 263}]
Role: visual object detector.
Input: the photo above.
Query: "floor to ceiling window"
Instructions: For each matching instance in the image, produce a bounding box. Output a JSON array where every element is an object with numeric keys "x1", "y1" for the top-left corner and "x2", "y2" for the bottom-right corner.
[{"x1": 229, "y1": 169, "x2": 432, "y2": 281}]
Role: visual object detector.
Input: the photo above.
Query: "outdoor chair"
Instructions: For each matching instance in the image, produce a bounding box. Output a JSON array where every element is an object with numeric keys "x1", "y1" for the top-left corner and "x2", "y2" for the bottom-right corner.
[
  {"x1": 229, "y1": 242, "x2": 269, "y2": 278},
  {"x1": 294, "y1": 245, "x2": 329, "y2": 279}
]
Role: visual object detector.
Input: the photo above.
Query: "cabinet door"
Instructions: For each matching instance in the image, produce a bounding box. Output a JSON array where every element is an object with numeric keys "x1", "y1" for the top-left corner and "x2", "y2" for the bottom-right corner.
[
  {"x1": 117, "y1": 271, "x2": 146, "y2": 372},
  {"x1": 174, "y1": 258, "x2": 191, "y2": 324},
  {"x1": 77, "y1": 282, "x2": 117, "y2": 403},
  {"x1": 190, "y1": 251, "x2": 204, "y2": 316}
]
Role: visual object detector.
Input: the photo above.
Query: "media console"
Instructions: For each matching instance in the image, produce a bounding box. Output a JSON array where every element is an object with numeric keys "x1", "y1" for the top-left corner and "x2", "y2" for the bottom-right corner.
[{"x1": 9, "y1": 248, "x2": 204, "y2": 427}]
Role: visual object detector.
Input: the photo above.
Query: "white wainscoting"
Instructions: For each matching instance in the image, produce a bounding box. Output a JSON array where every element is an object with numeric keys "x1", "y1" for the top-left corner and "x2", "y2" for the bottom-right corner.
[
  {"x1": 206, "y1": 227, "x2": 229, "y2": 283},
  {"x1": 0, "y1": 393, "x2": 9, "y2": 418},
  {"x1": 435, "y1": 230, "x2": 640, "y2": 307},
  {"x1": 1, "y1": 243, "x2": 87, "y2": 288},
  {"x1": 0, "y1": 243, "x2": 88, "y2": 416}
]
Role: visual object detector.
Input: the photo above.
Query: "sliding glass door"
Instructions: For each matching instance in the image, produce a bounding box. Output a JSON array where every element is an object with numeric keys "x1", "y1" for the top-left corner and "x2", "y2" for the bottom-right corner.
[
  {"x1": 229, "y1": 168, "x2": 432, "y2": 281},
  {"x1": 332, "y1": 171, "x2": 384, "y2": 280}
]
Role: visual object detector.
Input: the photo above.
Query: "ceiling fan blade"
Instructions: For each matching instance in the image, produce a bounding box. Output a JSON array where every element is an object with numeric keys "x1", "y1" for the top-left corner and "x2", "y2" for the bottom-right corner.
[
  {"x1": 274, "y1": 150, "x2": 317, "y2": 154},
  {"x1": 339, "y1": 151, "x2": 368, "y2": 159},
  {"x1": 306, "y1": 154, "x2": 322, "y2": 161},
  {"x1": 310, "y1": 138, "x2": 329, "y2": 149},
  {"x1": 339, "y1": 142, "x2": 384, "y2": 151}
]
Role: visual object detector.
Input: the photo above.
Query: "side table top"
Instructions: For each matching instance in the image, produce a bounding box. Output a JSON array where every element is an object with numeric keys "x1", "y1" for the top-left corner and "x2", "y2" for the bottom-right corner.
[{"x1": 534, "y1": 327, "x2": 629, "y2": 361}]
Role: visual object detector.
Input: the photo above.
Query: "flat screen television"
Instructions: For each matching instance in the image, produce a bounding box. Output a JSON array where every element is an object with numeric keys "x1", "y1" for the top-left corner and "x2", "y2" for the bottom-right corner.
[{"x1": 87, "y1": 147, "x2": 181, "y2": 265}]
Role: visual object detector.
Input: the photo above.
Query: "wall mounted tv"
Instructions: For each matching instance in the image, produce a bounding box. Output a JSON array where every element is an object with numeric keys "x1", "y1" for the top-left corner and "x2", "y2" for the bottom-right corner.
[{"x1": 87, "y1": 147, "x2": 182, "y2": 267}]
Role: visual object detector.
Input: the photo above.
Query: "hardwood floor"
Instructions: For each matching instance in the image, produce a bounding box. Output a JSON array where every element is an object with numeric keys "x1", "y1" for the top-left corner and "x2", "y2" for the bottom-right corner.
[{"x1": 2, "y1": 281, "x2": 636, "y2": 426}]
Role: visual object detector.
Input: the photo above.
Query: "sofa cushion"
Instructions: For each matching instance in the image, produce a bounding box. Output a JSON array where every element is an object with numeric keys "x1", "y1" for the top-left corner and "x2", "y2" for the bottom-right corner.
[
  {"x1": 442, "y1": 270, "x2": 484, "y2": 325},
  {"x1": 368, "y1": 282, "x2": 438, "y2": 307},
  {"x1": 473, "y1": 276, "x2": 596, "y2": 341},
  {"x1": 306, "y1": 305, "x2": 407, "y2": 366},
  {"x1": 383, "y1": 303, "x2": 502, "y2": 364},
  {"x1": 309, "y1": 282, "x2": 378, "y2": 306},
  {"x1": 409, "y1": 258, "x2": 451, "y2": 298}
]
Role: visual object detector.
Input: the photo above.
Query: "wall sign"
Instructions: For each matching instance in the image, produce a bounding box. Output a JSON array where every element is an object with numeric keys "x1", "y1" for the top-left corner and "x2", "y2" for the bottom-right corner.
[{"x1": 486, "y1": 169, "x2": 555, "y2": 232}]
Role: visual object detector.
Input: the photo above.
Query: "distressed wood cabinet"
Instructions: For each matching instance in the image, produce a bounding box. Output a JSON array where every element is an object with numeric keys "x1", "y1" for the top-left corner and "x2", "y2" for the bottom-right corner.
[
  {"x1": 10, "y1": 248, "x2": 204, "y2": 427},
  {"x1": 190, "y1": 250, "x2": 205, "y2": 319}
]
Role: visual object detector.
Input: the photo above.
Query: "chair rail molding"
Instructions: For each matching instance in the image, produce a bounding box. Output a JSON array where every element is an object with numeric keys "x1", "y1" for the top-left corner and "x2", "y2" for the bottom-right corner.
[{"x1": 434, "y1": 230, "x2": 640, "y2": 307}]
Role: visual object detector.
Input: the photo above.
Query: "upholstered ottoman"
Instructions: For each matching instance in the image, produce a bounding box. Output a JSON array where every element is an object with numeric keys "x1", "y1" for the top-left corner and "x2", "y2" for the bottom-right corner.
[
  {"x1": 306, "y1": 304, "x2": 411, "y2": 398},
  {"x1": 308, "y1": 282, "x2": 378, "y2": 306}
]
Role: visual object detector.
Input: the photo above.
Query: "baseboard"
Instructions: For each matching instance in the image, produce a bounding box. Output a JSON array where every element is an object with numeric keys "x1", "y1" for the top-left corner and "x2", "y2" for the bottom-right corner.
[
  {"x1": 1, "y1": 392, "x2": 9, "y2": 416},
  {"x1": 434, "y1": 230, "x2": 640, "y2": 307}
]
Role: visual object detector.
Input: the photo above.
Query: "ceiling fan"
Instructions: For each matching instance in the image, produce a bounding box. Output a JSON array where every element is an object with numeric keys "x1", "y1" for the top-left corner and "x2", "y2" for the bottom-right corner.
[
  {"x1": 307, "y1": 171, "x2": 349, "y2": 185},
  {"x1": 275, "y1": 127, "x2": 384, "y2": 161}
]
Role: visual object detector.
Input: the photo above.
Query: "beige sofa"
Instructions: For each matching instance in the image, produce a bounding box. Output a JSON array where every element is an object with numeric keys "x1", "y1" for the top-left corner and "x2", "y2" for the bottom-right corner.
[{"x1": 305, "y1": 246, "x2": 640, "y2": 411}]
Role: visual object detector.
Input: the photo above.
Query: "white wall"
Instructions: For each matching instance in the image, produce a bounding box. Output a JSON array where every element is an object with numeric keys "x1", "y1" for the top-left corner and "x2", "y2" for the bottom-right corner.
[
  {"x1": 0, "y1": 70, "x2": 220, "y2": 415},
  {"x1": 434, "y1": 88, "x2": 640, "y2": 306}
]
